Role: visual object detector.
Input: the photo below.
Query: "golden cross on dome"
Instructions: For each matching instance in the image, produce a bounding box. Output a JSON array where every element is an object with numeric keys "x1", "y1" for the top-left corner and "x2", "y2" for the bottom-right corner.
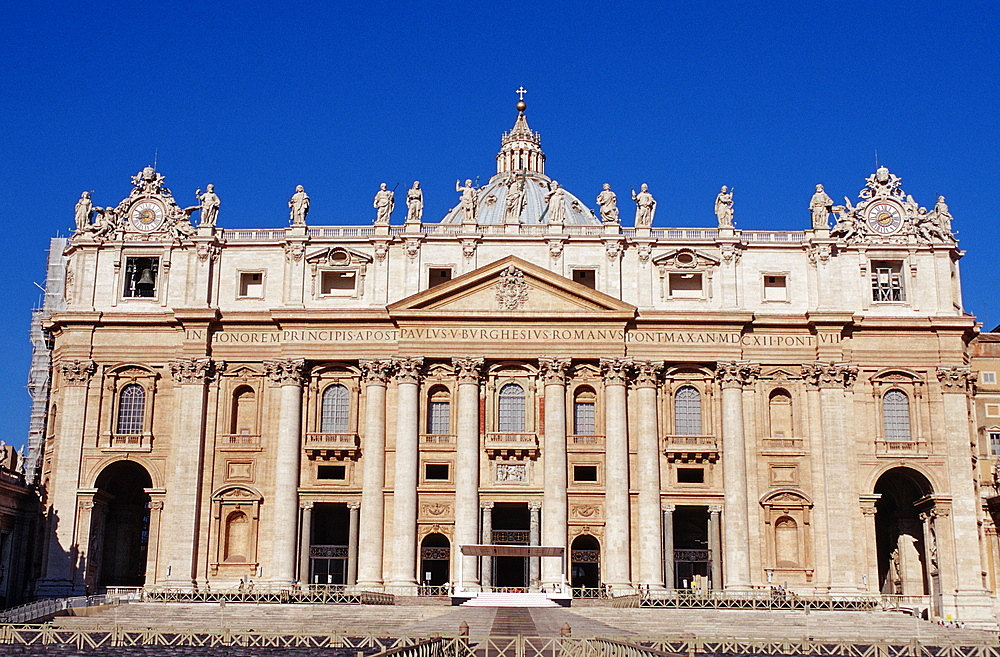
[{"x1": 516, "y1": 86, "x2": 527, "y2": 101}]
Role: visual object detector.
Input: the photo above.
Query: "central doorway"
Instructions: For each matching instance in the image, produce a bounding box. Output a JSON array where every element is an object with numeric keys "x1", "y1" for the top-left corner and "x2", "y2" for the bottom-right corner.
[
  {"x1": 674, "y1": 505, "x2": 711, "y2": 590},
  {"x1": 491, "y1": 502, "x2": 529, "y2": 588},
  {"x1": 91, "y1": 461, "x2": 152, "y2": 590},
  {"x1": 310, "y1": 503, "x2": 349, "y2": 584}
]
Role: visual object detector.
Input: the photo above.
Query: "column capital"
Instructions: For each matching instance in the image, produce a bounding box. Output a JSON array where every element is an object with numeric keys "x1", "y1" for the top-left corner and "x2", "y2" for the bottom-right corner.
[
  {"x1": 633, "y1": 360, "x2": 663, "y2": 388},
  {"x1": 453, "y1": 357, "x2": 484, "y2": 384},
  {"x1": 359, "y1": 359, "x2": 394, "y2": 385},
  {"x1": 299, "y1": 501, "x2": 314, "y2": 510},
  {"x1": 538, "y1": 357, "x2": 571, "y2": 385},
  {"x1": 393, "y1": 356, "x2": 424, "y2": 385},
  {"x1": 169, "y1": 357, "x2": 219, "y2": 385},
  {"x1": 480, "y1": 500, "x2": 494, "y2": 510},
  {"x1": 600, "y1": 357, "x2": 633, "y2": 386},
  {"x1": 715, "y1": 360, "x2": 760, "y2": 388},
  {"x1": 347, "y1": 501, "x2": 361, "y2": 511},
  {"x1": 264, "y1": 358, "x2": 306, "y2": 386},
  {"x1": 661, "y1": 503, "x2": 676, "y2": 513},
  {"x1": 528, "y1": 501, "x2": 542, "y2": 511},
  {"x1": 56, "y1": 359, "x2": 96, "y2": 385},
  {"x1": 801, "y1": 361, "x2": 858, "y2": 389},
  {"x1": 149, "y1": 500, "x2": 164, "y2": 511},
  {"x1": 936, "y1": 365, "x2": 976, "y2": 391},
  {"x1": 708, "y1": 504, "x2": 723, "y2": 514}
]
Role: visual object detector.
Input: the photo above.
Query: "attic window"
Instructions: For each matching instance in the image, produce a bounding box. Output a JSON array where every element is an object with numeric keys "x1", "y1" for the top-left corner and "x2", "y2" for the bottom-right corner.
[
  {"x1": 429, "y1": 268, "x2": 452, "y2": 288},
  {"x1": 321, "y1": 271, "x2": 356, "y2": 295},
  {"x1": 675, "y1": 251, "x2": 696, "y2": 267},
  {"x1": 669, "y1": 273, "x2": 703, "y2": 298},
  {"x1": 573, "y1": 269, "x2": 596, "y2": 289}
]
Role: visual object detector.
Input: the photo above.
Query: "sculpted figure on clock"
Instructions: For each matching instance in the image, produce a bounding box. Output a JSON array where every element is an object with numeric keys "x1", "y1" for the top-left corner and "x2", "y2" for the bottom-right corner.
[
  {"x1": 74, "y1": 192, "x2": 94, "y2": 232},
  {"x1": 289, "y1": 185, "x2": 310, "y2": 225},
  {"x1": 933, "y1": 196, "x2": 953, "y2": 234},
  {"x1": 809, "y1": 184, "x2": 833, "y2": 229}
]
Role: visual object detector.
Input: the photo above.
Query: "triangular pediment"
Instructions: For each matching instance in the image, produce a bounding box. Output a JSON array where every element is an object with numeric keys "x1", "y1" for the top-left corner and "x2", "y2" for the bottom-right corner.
[{"x1": 388, "y1": 256, "x2": 636, "y2": 318}]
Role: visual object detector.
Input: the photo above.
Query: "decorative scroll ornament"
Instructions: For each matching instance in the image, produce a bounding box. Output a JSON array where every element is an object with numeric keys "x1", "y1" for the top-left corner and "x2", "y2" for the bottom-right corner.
[
  {"x1": 421, "y1": 502, "x2": 452, "y2": 517},
  {"x1": 372, "y1": 240, "x2": 389, "y2": 262},
  {"x1": 263, "y1": 358, "x2": 306, "y2": 385},
  {"x1": 57, "y1": 359, "x2": 97, "y2": 385},
  {"x1": 495, "y1": 463, "x2": 527, "y2": 483},
  {"x1": 605, "y1": 240, "x2": 624, "y2": 261},
  {"x1": 800, "y1": 361, "x2": 858, "y2": 389},
  {"x1": 452, "y1": 357, "x2": 484, "y2": 384},
  {"x1": 548, "y1": 239, "x2": 564, "y2": 260},
  {"x1": 715, "y1": 360, "x2": 761, "y2": 387},
  {"x1": 600, "y1": 357, "x2": 633, "y2": 385},
  {"x1": 936, "y1": 365, "x2": 976, "y2": 391},
  {"x1": 284, "y1": 242, "x2": 305, "y2": 262},
  {"x1": 403, "y1": 238, "x2": 421, "y2": 261},
  {"x1": 393, "y1": 356, "x2": 424, "y2": 385},
  {"x1": 359, "y1": 359, "x2": 394, "y2": 385},
  {"x1": 461, "y1": 239, "x2": 478, "y2": 261},
  {"x1": 169, "y1": 357, "x2": 217, "y2": 385},
  {"x1": 495, "y1": 266, "x2": 529, "y2": 310},
  {"x1": 633, "y1": 360, "x2": 663, "y2": 388},
  {"x1": 538, "y1": 357, "x2": 571, "y2": 385},
  {"x1": 196, "y1": 242, "x2": 221, "y2": 262},
  {"x1": 637, "y1": 242, "x2": 652, "y2": 264}
]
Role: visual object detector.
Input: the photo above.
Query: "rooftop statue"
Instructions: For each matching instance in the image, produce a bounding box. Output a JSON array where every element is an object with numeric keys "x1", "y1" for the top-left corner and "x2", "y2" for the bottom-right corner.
[
  {"x1": 810, "y1": 184, "x2": 833, "y2": 229},
  {"x1": 544, "y1": 180, "x2": 567, "y2": 225},
  {"x1": 196, "y1": 184, "x2": 220, "y2": 227},
  {"x1": 456, "y1": 179, "x2": 476, "y2": 224},
  {"x1": 714, "y1": 185, "x2": 734, "y2": 228},
  {"x1": 933, "y1": 196, "x2": 953, "y2": 234},
  {"x1": 631, "y1": 183, "x2": 656, "y2": 227},
  {"x1": 596, "y1": 183, "x2": 619, "y2": 224},
  {"x1": 406, "y1": 181, "x2": 423, "y2": 223},
  {"x1": 830, "y1": 199, "x2": 859, "y2": 241},
  {"x1": 74, "y1": 192, "x2": 94, "y2": 232},
  {"x1": 289, "y1": 185, "x2": 310, "y2": 226},
  {"x1": 505, "y1": 173, "x2": 527, "y2": 223},
  {"x1": 373, "y1": 182, "x2": 395, "y2": 225}
]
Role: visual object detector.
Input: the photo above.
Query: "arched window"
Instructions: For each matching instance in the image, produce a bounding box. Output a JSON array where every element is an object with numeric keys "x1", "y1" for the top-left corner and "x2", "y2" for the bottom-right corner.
[
  {"x1": 224, "y1": 510, "x2": 250, "y2": 563},
  {"x1": 573, "y1": 387, "x2": 596, "y2": 435},
  {"x1": 427, "y1": 386, "x2": 451, "y2": 435},
  {"x1": 882, "y1": 389, "x2": 912, "y2": 441},
  {"x1": 498, "y1": 383, "x2": 526, "y2": 433},
  {"x1": 321, "y1": 384, "x2": 350, "y2": 433},
  {"x1": 768, "y1": 389, "x2": 793, "y2": 438},
  {"x1": 774, "y1": 516, "x2": 800, "y2": 568},
  {"x1": 230, "y1": 386, "x2": 257, "y2": 435},
  {"x1": 116, "y1": 383, "x2": 146, "y2": 435},
  {"x1": 674, "y1": 386, "x2": 702, "y2": 435}
]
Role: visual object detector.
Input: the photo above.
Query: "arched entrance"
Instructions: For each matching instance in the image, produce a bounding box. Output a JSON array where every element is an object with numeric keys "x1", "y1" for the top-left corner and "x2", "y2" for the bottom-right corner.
[
  {"x1": 91, "y1": 461, "x2": 152, "y2": 588},
  {"x1": 874, "y1": 467, "x2": 934, "y2": 597},
  {"x1": 570, "y1": 534, "x2": 600, "y2": 589},
  {"x1": 419, "y1": 533, "x2": 450, "y2": 586}
]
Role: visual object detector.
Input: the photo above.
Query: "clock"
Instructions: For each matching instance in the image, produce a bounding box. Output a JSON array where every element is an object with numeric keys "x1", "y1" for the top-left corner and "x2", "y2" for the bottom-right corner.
[
  {"x1": 866, "y1": 202, "x2": 903, "y2": 235},
  {"x1": 129, "y1": 200, "x2": 165, "y2": 233}
]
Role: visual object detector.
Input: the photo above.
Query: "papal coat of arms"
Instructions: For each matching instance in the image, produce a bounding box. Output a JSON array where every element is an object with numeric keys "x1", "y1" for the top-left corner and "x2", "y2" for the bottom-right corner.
[{"x1": 495, "y1": 265, "x2": 529, "y2": 310}]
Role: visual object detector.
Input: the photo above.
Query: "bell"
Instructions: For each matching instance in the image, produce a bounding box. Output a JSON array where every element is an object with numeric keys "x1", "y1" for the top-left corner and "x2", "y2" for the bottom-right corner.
[{"x1": 136, "y1": 269, "x2": 155, "y2": 288}]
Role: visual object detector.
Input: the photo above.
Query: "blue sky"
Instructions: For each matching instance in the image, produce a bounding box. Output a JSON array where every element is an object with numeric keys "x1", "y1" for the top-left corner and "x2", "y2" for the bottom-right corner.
[{"x1": 0, "y1": 1, "x2": 997, "y2": 450}]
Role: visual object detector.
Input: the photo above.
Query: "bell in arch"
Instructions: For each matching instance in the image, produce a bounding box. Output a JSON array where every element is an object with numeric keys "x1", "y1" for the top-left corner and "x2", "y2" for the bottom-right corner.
[{"x1": 136, "y1": 268, "x2": 155, "y2": 289}]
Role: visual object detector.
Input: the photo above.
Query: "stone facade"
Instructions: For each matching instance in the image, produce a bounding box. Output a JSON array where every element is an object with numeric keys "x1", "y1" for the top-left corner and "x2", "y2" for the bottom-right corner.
[{"x1": 31, "y1": 102, "x2": 997, "y2": 623}]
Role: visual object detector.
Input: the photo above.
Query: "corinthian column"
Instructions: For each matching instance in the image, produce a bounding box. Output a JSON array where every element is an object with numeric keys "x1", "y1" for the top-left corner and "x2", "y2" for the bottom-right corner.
[
  {"x1": 264, "y1": 357, "x2": 305, "y2": 584},
  {"x1": 634, "y1": 360, "x2": 664, "y2": 588},
  {"x1": 601, "y1": 357, "x2": 632, "y2": 589},
  {"x1": 802, "y1": 361, "x2": 860, "y2": 593},
  {"x1": 356, "y1": 359, "x2": 393, "y2": 588},
  {"x1": 162, "y1": 357, "x2": 218, "y2": 588},
  {"x1": 452, "y1": 357, "x2": 483, "y2": 590},
  {"x1": 389, "y1": 356, "x2": 423, "y2": 593},
  {"x1": 716, "y1": 360, "x2": 759, "y2": 590},
  {"x1": 38, "y1": 359, "x2": 96, "y2": 597},
  {"x1": 539, "y1": 357, "x2": 571, "y2": 588}
]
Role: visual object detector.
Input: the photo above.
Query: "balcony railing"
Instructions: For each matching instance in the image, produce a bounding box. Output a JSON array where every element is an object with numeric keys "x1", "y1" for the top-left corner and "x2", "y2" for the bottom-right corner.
[
  {"x1": 218, "y1": 433, "x2": 261, "y2": 450},
  {"x1": 304, "y1": 433, "x2": 360, "y2": 460},
  {"x1": 759, "y1": 437, "x2": 805, "y2": 451},
  {"x1": 484, "y1": 432, "x2": 539, "y2": 459},
  {"x1": 420, "y1": 434, "x2": 456, "y2": 445},
  {"x1": 876, "y1": 440, "x2": 923, "y2": 456},
  {"x1": 105, "y1": 432, "x2": 152, "y2": 451},
  {"x1": 662, "y1": 435, "x2": 718, "y2": 463},
  {"x1": 569, "y1": 434, "x2": 605, "y2": 445}
]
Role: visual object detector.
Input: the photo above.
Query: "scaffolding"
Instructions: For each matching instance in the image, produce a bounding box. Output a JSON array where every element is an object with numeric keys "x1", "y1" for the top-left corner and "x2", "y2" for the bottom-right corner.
[{"x1": 24, "y1": 237, "x2": 67, "y2": 485}]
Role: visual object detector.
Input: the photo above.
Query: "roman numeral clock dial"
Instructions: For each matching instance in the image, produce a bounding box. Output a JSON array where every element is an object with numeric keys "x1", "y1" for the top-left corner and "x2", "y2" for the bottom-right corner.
[
  {"x1": 129, "y1": 200, "x2": 165, "y2": 232},
  {"x1": 866, "y1": 202, "x2": 902, "y2": 235}
]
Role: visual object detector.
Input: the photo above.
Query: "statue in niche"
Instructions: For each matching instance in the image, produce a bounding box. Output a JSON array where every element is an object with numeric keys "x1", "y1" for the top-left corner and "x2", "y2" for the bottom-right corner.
[
  {"x1": 289, "y1": 185, "x2": 310, "y2": 225},
  {"x1": 405, "y1": 181, "x2": 423, "y2": 223},
  {"x1": 195, "y1": 184, "x2": 221, "y2": 227},
  {"x1": 74, "y1": 192, "x2": 94, "y2": 232},
  {"x1": 544, "y1": 180, "x2": 567, "y2": 224},
  {"x1": 456, "y1": 179, "x2": 476, "y2": 223},
  {"x1": 373, "y1": 182, "x2": 395, "y2": 225},
  {"x1": 810, "y1": 184, "x2": 833, "y2": 229},
  {"x1": 631, "y1": 183, "x2": 656, "y2": 227},
  {"x1": 505, "y1": 173, "x2": 527, "y2": 223},
  {"x1": 714, "y1": 185, "x2": 734, "y2": 227},
  {"x1": 596, "y1": 183, "x2": 619, "y2": 224}
]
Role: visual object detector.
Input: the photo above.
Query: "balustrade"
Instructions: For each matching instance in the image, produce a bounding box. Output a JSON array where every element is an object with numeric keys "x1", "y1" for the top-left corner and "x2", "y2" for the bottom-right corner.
[{"x1": 661, "y1": 435, "x2": 718, "y2": 463}]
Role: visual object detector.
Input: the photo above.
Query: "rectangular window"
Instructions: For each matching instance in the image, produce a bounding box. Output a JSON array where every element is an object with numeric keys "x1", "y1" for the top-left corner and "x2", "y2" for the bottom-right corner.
[
  {"x1": 238, "y1": 272, "x2": 263, "y2": 298},
  {"x1": 317, "y1": 465, "x2": 346, "y2": 480},
  {"x1": 428, "y1": 401, "x2": 450, "y2": 434},
  {"x1": 320, "y1": 271, "x2": 356, "y2": 295},
  {"x1": 573, "y1": 465, "x2": 598, "y2": 482},
  {"x1": 991, "y1": 433, "x2": 1000, "y2": 457},
  {"x1": 669, "y1": 273, "x2": 703, "y2": 298},
  {"x1": 425, "y1": 463, "x2": 450, "y2": 480},
  {"x1": 573, "y1": 269, "x2": 596, "y2": 289},
  {"x1": 573, "y1": 401, "x2": 595, "y2": 435},
  {"x1": 982, "y1": 371, "x2": 997, "y2": 385},
  {"x1": 763, "y1": 275, "x2": 787, "y2": 301},
  {"x1": 871, "y1": 261, "x2": 904, "y2": 302},
  {"x1": 677, "y1": 467, "x2": 705, "y2": 484},
  {"x1": 123, "y1": 257, "x2": 159, "y2": 298},
  {"x1": 428, "y1": 268, "x2": 452, "y2": 288}
]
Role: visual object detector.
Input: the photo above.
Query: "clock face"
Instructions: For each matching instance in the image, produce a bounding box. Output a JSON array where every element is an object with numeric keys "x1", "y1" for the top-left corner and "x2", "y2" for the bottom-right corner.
[
  {"x1": 129, "y1": 200, "x2": 165, "y2": 232},
  {"x1": 866, "y1": 202, "x2": 903, "y2": 235}
]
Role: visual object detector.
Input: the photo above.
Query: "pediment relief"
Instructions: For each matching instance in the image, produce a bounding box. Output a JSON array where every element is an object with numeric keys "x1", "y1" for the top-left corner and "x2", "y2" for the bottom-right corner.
[
  {"x1": 213, "y1": 485, "x2": 262, "y2": 501},
  {"x1": 306, "y1": 246, "x2": 371, "y2": 267},
  {"x1": 652, "y1": 248, "x2": 720, "y2": 270},
  {"x1": 388, "y1": 256, "x2": 635, "y2": 316},
  {"x1": 761, "y1": 489, "x2": 813, "y2": 507},
  {"x1": 224, "y1": 365, "x2": 261, "y2": 379},
  {"x1": 871, "y1": 368, "x2": 922, "y2": 383},
  {"x1": 761, "y1": 367, "x2": 798, "y2": 381}
]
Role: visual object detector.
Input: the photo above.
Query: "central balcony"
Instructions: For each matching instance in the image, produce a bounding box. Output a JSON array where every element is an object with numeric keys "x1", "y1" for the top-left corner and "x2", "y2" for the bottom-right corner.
[
  {"x1": 485, "y1": 432, "x2": 539, "y2": 459},
  {"x1": 304, "y1": 433, "x2": 360, "y2": 460},
  {"x1": 662, "y1": 435, "x2": 719, "y2": 463}
]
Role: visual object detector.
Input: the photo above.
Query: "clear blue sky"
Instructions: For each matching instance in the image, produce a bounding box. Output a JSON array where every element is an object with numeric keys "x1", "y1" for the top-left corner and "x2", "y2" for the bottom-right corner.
[{"x1": 1, "y1": 1, "x2": 997, "y2": 451}]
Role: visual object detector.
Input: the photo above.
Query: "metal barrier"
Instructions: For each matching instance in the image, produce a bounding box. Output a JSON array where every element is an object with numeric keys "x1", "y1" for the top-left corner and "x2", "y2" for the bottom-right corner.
[
  {"x1": 142, "y1": 587, "x2": 394, "y2": 605},
  {"x1": 639, "y1": 590, "x2": 880, "y2": 610},
  {"x1": 0, "y1": 594, "x2": 108, "y2": 624}
]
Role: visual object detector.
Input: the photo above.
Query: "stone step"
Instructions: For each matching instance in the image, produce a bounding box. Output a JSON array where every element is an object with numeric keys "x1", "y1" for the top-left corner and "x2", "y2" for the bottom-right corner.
[{"x1": 462, "y1": 593, "x2": 559, "y2": 607}]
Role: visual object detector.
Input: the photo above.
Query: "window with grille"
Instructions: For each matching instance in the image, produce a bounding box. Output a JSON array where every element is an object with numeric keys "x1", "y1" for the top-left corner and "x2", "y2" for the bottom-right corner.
[
  {"x1": 872, "y1": 262, "x2": 904, "y2": 302},
  {"x1": 321, "y1": 384, "x2": 350, "y2": 433},
  {"x1": 674, "y1": 386, "x2": 702, "y2": 435},
  {"x1": 990, "y1": 433, "x2": 1000, "y2": 457},
  {"x1": 882, "y1": 389, "x2": 912, "y2": 441},
  {"x1": 116, "y1": 383, "x2": 146, "y2": 435},
  {"x1": 498, "y1": 383, "x2": 526, "y2": 433},
  {"x1": 573, "y1": 388, "x2": 596, "y2": 435},
  {"x1": 427, "y1": 389, "x2": 451, "y2": 435}
]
